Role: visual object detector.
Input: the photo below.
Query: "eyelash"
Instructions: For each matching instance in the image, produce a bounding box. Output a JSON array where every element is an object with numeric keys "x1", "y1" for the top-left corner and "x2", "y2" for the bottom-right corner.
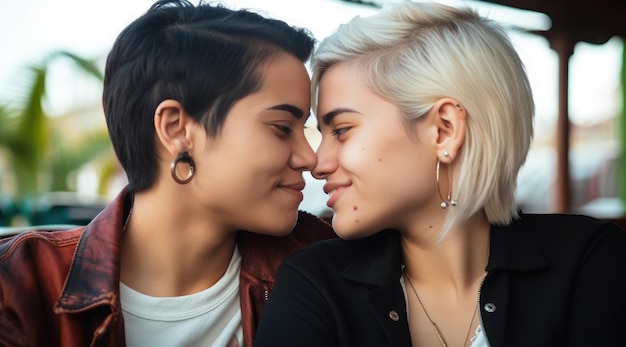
[
  {"x1": 331, "y1": 127, "x2": 350, "y2": 137},
  {"x1": 274, "y1": 125, "x2": 293, "y2": 136}
]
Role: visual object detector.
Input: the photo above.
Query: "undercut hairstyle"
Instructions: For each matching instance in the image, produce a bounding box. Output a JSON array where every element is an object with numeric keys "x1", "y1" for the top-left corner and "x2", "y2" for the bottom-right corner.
[
  {"x1": 103, "y1": 0, "x2": 315, "y2": 193},
  {"x1": 311, "y1": 1, "x2": 534, "y2": 239}
]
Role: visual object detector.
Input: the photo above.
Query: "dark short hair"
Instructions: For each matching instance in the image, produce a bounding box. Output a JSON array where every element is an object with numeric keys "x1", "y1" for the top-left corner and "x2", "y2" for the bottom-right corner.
[{"x1": 103, "y1": 0, "x2": 315, "y2": 193}]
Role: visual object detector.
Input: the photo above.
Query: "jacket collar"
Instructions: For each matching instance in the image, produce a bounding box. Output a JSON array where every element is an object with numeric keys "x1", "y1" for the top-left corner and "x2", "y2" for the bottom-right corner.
[
  {"x1": 487, "y1": 214, "x2": 547, "y2": 272},
  {"x1": 340, "y1": 230, "x2": 404, "y2": 286},
  {"x1": 340, "y1": 216, "x2": 547, "y2": 287},
  {"x1": 55, "y1": 188, "x2": 130, "y2": 313},
  {"x1": 340, "y1": 230, "x2": 412, "y2": 347}
]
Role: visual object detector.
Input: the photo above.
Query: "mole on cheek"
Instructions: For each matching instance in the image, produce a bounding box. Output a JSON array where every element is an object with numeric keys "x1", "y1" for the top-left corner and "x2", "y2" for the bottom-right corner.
[
  {"x1": 353, "y1": 206, "x2": 358, "y2": 211},
  {"x1": 378, "y1": 158, "x2": 382, "y2": 162}
]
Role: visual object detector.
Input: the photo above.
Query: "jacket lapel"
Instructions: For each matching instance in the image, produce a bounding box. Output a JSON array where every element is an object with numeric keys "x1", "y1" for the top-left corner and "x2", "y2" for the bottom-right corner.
[
  {"x1": 341, "y1": 230, "x2": 412, "y2": 347},
  {"x1": 482, "y1": 215, "x2": 548, "y2": 346},
  {"x1": 336, "y1": 217, "x2": 549, "y2": 347},
  {"x1": 55, "y1": 189, "x2": 129, "y2": 313}
]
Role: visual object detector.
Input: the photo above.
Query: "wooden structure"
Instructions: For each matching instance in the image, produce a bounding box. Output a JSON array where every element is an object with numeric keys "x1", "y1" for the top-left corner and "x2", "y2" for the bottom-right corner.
[{"x1": 480, "y1": 0, "x2": 626, "y2": 212}]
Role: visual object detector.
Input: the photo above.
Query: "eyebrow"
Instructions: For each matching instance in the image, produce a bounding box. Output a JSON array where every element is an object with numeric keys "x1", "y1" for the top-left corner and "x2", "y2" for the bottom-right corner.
[
  {"x1": 321, "y1": 107, "x2": 359, "y2": 125},
  {"x1": 316, "y1": 107, "x2": 359, "y2": 132},
  {"x1": 266, "y1": 104, "x2": 305, "y2": 119}
]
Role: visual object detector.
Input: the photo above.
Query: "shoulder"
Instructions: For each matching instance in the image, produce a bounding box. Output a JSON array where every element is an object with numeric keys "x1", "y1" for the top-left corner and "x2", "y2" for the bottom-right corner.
[
  {"x1": 0, "y1": 228, "x2": 83, "y2": 281},
  {"x1": 512, "y1": 213, "x2": 625, "y2": 243},
  {"x1": 0, "y1": 227, "x2": 82, "y2": 306},
  {"x1": 494, "y1": 213, "x2": 626, "y2": 268},
  {"x1": 1, "y1": 227, "x2": 83, "y2": 260},
  {"x1": 516, "y1": 213, "x2": 616, "y2": 228}
]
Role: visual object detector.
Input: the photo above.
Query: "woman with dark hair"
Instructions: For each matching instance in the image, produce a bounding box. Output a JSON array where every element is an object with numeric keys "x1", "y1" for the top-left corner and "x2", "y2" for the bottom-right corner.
[{"x1": 0, "y1": 1, "x2": 334, "y2": 346}]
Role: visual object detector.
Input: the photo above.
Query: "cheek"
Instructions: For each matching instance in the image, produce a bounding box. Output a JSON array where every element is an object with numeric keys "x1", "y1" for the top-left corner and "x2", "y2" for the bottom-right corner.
[
  {"x1": 341, "y1": 134, "x2": 409, "y2": 183},
  {"x1": 234, "y1": 136, "x2": 292, "y2": 172},
  {"x1": 339, "y1": 138, "x2": 378, "y2": 176}
]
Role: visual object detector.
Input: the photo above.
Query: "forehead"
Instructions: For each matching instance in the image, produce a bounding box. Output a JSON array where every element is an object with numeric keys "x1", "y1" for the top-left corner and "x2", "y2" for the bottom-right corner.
[
  {"x1": 317, "y1": 63, "x2": 372, "y2": 112},
  {"x1": 320, "y1": 62, "x2": 364, "y2": 88},
  {"x1": 316, "y1": 62, "x2": 410, "y2": 130},
  {"x1": 254, "y1": 54, "x2": 310, "y2": 107},
  {"x1": 222, "y1": 53, "x2": 311, "y2": 122},
  {"x1": 259, "y1": 53, "x2": 310, "y2": 91}
]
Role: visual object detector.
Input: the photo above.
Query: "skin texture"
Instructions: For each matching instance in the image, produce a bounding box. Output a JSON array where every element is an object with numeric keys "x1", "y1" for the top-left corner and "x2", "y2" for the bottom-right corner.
[
  {"x1": 314, "y1": 63, "x2": 490, "y2": 346},
  {"x1": 315, "y1": 63, "x2": 443, "y2": 240},
  {"x1": 120, "y1": 53, "x2": 316, "y2": 297},
  {"x1": 178, "y1": 53, "x2": 316, "y2": 236}
]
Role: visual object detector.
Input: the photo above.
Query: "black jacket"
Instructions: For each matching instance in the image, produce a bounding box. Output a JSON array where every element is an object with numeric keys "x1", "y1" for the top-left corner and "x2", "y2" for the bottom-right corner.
[{"x1": 255, "y1": 213, "x2": 626, "y2": 347}]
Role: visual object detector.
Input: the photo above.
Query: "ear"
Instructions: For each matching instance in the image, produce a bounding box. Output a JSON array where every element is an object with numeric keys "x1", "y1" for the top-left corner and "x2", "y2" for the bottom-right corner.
[
  {"x1": 154, "y1": 99, "x2": 194, "y2": 157},
  {"x1": 433, "y1": 98, "x2": 466, "y2": 163}
]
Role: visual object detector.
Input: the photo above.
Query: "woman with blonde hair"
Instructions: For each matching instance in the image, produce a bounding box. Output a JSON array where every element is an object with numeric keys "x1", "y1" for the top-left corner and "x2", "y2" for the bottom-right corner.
[{"x1": 255, "y1": 2, "x2": 626, "y2": 346}]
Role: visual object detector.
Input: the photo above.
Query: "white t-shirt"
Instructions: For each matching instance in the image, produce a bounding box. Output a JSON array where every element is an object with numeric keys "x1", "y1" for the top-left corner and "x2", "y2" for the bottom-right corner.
[
  {"x1": 470, "y1": 324, "x2": 490, "y2": 347},
  {"x1": 120, "y1": 247, "x2": 243, "y2": 347}
]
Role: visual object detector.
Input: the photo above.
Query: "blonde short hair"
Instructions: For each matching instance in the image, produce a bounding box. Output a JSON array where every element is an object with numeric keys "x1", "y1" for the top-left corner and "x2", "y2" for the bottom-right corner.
[{"x1": 311, "y1": 1, "x2": 534, "y2": 237}]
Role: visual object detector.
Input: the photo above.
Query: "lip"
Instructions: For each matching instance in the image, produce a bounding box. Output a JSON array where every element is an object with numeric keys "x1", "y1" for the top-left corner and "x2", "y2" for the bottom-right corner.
[
  {"x1": 323, "y1": 182, "x2": 348, "y2": 207},
  {"x1": 278, "y1": 181, "x2": 306, "y2": 200}
]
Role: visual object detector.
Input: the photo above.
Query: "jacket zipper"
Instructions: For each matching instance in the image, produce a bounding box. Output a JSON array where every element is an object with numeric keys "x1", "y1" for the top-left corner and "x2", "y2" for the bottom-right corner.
[{"x1": 477, "y1": 271, "x2": 488, "y2": 316}]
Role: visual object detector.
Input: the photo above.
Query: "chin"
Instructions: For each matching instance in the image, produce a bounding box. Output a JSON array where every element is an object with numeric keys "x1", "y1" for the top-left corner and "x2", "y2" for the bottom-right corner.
[
  {"x1": 257, "y1": 215, "x2": 298, "y2": 237},
  {"x1": 331, "y1": 217, "x2": 378, "y2": 240}
]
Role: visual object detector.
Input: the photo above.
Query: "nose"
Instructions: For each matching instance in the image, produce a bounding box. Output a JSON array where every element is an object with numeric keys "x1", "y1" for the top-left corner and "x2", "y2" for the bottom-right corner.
[
  {"x1": 312, "y1": 138, "x2": 337, "y2": 180},
  {"x1": 290, "y1": 134, "x2": 317, "y2": 171}
]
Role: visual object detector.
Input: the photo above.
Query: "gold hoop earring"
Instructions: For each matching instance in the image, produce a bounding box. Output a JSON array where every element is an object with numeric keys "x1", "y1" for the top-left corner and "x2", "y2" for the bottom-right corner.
[
  {"x1": 171, "y1": 151, "x2": 195, "y2": 184},
  {"x1": 436, "y1": 151, "x2": 457, "y2": 209}
]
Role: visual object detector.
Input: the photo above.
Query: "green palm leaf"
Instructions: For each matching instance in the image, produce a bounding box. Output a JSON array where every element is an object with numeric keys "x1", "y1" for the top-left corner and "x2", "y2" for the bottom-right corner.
[
  {"x1": 50, "y1": 129, "x2": 112, "y2": 191},
  {"x1": 0, "y1": 49, "x2": 110, "y2": 224}
]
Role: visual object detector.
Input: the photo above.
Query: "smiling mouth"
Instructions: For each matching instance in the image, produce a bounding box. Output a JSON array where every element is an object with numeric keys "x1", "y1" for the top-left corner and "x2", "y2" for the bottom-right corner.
[
  {"x1": 277, "y1": 183, "x2": 305, "y2": 201},
  {"x1": 326, "y1": 186, "x2": 346, "y2": 207},
  {"x1": 278, "y1": 181, "x2": 306, "y2": 191}
]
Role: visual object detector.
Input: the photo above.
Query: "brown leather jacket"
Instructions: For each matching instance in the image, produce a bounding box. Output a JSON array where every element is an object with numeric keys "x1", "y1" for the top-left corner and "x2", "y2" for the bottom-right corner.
[{"x1": 0, "y1": 189, "x2": 335, "y2": 347}]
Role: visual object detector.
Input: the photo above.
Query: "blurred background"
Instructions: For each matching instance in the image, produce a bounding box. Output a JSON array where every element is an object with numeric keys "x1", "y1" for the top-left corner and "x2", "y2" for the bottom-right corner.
[{"x1": 0, "y1": 0, "x2": 624, "y2": 228}]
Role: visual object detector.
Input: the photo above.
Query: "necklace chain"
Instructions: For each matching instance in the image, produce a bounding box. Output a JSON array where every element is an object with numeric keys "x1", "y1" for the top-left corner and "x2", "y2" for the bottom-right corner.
[{"x1": 402, "y1": 266, "x2": 478, "y2": 347}]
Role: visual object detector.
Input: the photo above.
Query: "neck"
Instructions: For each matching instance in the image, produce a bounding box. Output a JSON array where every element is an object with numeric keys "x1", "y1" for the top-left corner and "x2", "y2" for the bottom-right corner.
[
  {"x1": 401, "y1": 211, "x2": 489, "y2": 293},
  {"x1": 120, "y1": 190, "x2": 238, "y2": 297},
  {"x1": 403, "y1": 267, "x2": 481, "y2": 347},
  {"x1": 401, "y1": 213, "x2": 489, "y2": 347}
]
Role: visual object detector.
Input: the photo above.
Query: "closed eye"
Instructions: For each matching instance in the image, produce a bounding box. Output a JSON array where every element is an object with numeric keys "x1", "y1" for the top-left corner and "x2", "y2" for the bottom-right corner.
[
  {"x1": 274, "y1": 124, "x2": 293, "y2": 136},
  {"x1": 331, "y1": 127, "x2": 350, "y2": 137}
]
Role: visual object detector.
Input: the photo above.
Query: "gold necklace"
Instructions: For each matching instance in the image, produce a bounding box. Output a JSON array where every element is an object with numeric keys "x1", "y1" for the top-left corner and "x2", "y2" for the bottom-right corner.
[{"x1": 402, "y1": 267, "x2": 478, "y2": 347}]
